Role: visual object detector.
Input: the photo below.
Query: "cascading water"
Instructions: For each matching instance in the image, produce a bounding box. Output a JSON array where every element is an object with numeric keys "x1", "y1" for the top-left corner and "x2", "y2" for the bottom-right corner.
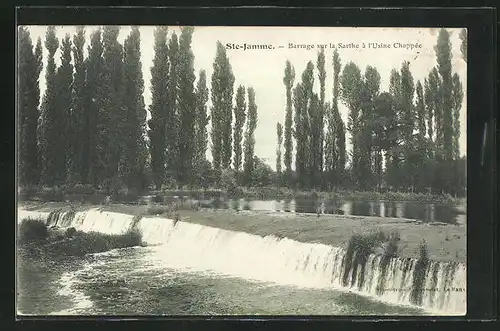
[{"x1": 17, "y1": 207, "x2": 466, "y2": 315}]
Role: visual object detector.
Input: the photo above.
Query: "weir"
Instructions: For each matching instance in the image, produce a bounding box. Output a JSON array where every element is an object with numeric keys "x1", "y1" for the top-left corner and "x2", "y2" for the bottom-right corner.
[{"x1": 17, "y1": 207, "x2": 466, "y2": 315}]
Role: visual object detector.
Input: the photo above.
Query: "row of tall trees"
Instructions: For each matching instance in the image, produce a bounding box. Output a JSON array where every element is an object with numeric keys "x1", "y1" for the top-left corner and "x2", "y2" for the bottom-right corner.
[
  {"x1": 18, "y1": 26, "x2": 262, "y2": 192},
  {"x1": 277, "y1": 28, "x2": 466, "y2": 195}
]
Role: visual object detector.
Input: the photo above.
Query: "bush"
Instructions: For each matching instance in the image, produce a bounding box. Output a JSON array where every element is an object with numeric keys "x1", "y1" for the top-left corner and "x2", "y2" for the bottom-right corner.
[
  {"x1": 342, "y1": 231, "x2": 388, "y2": 288},
  {"x1": 410, "y1": 240, "x2": 430, "y2": 305},
  {"x1": 47, "y1": 228, "x2": 144, "y2": 256},
  {"x1": 18, "y1": 218, "x2": 48, "y2": 243}
]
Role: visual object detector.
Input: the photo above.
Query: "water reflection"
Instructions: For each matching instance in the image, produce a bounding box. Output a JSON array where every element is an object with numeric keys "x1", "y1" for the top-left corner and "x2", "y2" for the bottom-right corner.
[
  {"x1": 23, "y1": 190, "x2": 463, "y2": 224},
  {"x1": 200, "y1": 197, "x2": 462, "y2": 224}
]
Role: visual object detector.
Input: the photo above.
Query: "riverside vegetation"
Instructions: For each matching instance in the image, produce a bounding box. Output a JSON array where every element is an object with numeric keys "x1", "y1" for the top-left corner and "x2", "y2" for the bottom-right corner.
[
  {"x1": 18, "y1": 27, "x2": 466, "y2": 203},
  {"x1": 17, "y1": 218, "x2": 144, "y2": 257}
]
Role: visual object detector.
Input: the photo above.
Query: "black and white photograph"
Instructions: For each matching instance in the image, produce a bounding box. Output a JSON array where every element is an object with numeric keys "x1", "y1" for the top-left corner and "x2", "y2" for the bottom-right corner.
[{"x1": 16, "y1": 25, "x2": 467, "y2": 316}]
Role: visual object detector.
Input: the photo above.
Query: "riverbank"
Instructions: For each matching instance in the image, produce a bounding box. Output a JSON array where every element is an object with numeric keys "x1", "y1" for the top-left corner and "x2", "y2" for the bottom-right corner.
[
  {"x1": 18, "y1": 185, "x2": 466, "y2": 206},
  {"x1": 17, "y1": 201, "x2": 466, "y2": 263}
]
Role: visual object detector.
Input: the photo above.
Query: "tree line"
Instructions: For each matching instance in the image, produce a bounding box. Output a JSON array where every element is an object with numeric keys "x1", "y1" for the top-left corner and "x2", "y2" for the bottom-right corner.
[
  {"x1": 18, "y1": 26, "x2": 466, "y2": 196},
  {"x1": 18, "y1": 26, "x2": 268, "y2": 193},
  {"x1": 276, "y1": 28, "x2": 466, "y2": 196}
]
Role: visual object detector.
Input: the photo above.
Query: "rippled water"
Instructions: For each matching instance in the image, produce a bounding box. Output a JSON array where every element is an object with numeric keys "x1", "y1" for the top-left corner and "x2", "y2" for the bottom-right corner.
[{"x1": 18, "y1": 247, "x2": 425, "y2": 316}]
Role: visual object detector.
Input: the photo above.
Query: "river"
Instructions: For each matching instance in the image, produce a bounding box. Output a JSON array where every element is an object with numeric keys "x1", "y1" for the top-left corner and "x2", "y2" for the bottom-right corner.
[{"x1": 16, "y1": 205, "x2": 466, "y2": 316}]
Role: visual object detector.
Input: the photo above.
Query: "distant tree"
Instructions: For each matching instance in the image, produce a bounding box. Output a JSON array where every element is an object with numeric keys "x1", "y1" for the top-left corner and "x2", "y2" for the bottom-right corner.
[
  {"x1": 317, "y1": 49, "x2": 326, "y2": 180},
  {"x1": 332, "y1": 50, "x2": 346, "y2": 185},
  {"x1": 166, "y1": 32, "x2": 179, "y2": 181},
  {"x1": 276, "y1": 122, "x2": 283, "y2": 185},
  {"x1": 415, "y1": 81, "x2": 426, "y2": 142},
  {"x1": 293, "y1": 82, "x2": 307, "y2": 188},
  {"x1": 99, "y1": 26, "x2": 125, "y2": 191},
  {"x1": 233, "y1": 85, "x2": 246, "y2": 173},
  {"x1": 194, "y1": 69, "x2": 210, "y2": 185},
  {"x1": 451, "y1": 73, "x2": 464, "y2": 160},
  {"x1": 122, "y1": 26, "x2": 148, "y2": 191},
  {"x1": 147, "y1": 26, "x2": 169, "y2": 189},
  {"x1": 283, "y1": 60, "x2": 295, "y2": 181},
  {"x1": 18, "y1": 27, "x2": 42, "y2": 186},
  {"x1": 308, "y1": 92, "x2": 321, "y2": 188},
  {"x1": 386, "y1": 68, "x2": 403, "y2": 189},
  {"x1": 400, "y1": 61, "x2": 416, "y2": 189},
  {"x1": 424, "y1": 67, "x2": 440, "y2": 145},
  {"x1": 85, "y1": 28, "x2": 105, "y2": 186},
  {"x1": 251, "y1": 156, "x2": 274, "y2": 187},
  {"x1": 55, "y1": 34, "x2": 74, "y2": 183},
  {"x1": 301, "y1": 62, "x2": 315, "y2": 188},
  {"x1": 340, "y1": 62, "x2": 363, "y2": 188},
  {"x1": 435, "y1": 28, "x2": 453, "y2": 162},
  {"x1": 70, "y1": 26, "x2": 87, "y2": 184},
  {"x1": 39, "y1": 26, "x2": 59, "y2": 186},
  {"x1": 211, "y1": 41, "x2": 235, "y2": 174},
  {"x1": 459, "y1": 28, "x2": 467, "y2": 62},
  {"x1": 325, "y1": 49, "x2": 341, "y2": 188},
  {"x1": 372, "y1": 92, "x2": 396, "y2": 190},
  {"x1": 359, "y1": 65, "x2": 381, "y2": 189},
  {"x1": 243, "y1": 87, "x2": 258, "y2": 185},
  {"x1": 176, "y1": 27, "x2": 197, "y2": 187}
]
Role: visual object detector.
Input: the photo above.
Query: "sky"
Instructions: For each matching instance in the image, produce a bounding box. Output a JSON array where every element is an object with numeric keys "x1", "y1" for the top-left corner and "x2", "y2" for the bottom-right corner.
[{"x1": 25, "y1": 26, "x2": 467, "y2": 170}]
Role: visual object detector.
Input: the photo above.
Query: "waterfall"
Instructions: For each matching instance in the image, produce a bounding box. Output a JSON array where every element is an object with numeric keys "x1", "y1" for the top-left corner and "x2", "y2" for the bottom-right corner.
[{"x1": 17, "y1": 207, "x2": 466, "y2": 315}]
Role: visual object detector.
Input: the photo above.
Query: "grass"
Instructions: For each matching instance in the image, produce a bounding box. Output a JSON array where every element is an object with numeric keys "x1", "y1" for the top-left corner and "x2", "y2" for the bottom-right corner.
[{"x1": 17, "y1": 218, "x2": 144, "y2": 257}]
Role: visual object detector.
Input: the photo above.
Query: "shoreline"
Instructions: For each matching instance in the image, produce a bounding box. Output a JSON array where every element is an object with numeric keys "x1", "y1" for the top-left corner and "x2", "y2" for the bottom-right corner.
[
  {"x1": 17, "y1": 201, "x2": 466, "y2": 264},
  {"x1": 18, "y1": 185, "x2": 466, "y2": 206}
]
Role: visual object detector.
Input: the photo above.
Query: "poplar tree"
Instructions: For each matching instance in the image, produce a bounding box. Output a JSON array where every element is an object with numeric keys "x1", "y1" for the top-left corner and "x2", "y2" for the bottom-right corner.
[
  {"x1": 243, "y1": 87, "x2": 258, "y2": 185},
  {"x1": 451, "y1": 73, "x2": 464, "y2": 159},
  {"x1": 283, "y1": 61, "x2": 295, "y2": 180},
  {"x1": 18, "y1": 27, "x2": 42, "y2": 186},
  {"x1": 194, "y1": 69, "x2": 209, "y2": 182},
  {"x1": 317, "y1": 49, "x2": 326, "y2": 178},
  {"x1": 359, "y1": 65, "x2": 381, "y2": 189},
  {"x1": 424, "y1": 67, "x2": 440, "y2": 145},
  {"x1": 301, "y1": 62, "x2": 315, "y2": 188},
  {"x1": 332, "y1": 49, "x2": 345, "y2": 184},
  {"x1": 386, "y1": 68, "x2": 403, "y2": 189},
  {"x1": 233, "y1": 85, "x2": 246, "y2": 172},
  {"x1": 400, "y1": 61, "x2": 415, "y2": 188},
  {"x1": 147, "y1": 26, "x2": 169, "y2": 189},
  {"x1": 100, "y1": 26, "x2": 125, "y2": 190},
  {"x1": 85, "y1": 28, "x2": 105, "y2": 186},
  {"x1": 39, "y1": 26, "x2": 59, "y2": 186},
  {"x1": 176, "y1": 27, "x2": 197, "y2": 186},
  {"x1": 166, "y1": 32, "x2": 179, "y2": 180},
  {"x1": 276, "y1": 122, "x2": 283, "y2": 184},
  {"x1": 122, "y1": 26, "x2": 147, "y2": 190},
  {"x1": 340, "y1": 62, "x2": 362, "y2": 187},
  {"x1": 71, "y1": 26, "x2": 87, "y2": 183},
  {"x1": 211, "y1": 41, "x2": 235, "y2": 174},
  {"x1": 293, "y1": 82, "x2": 306, "y2": 188},
  {"x1": 55, "y1": 34, "x2": 73, "y2": 183},
  {"x1": 415, "y1": 81, "x2": 426, "y2": 142},
  {"x1": 459, "y1": 28, "x2": 467, "y2": 62},
  {"x1": 435, "y1": 28, "x2": 453, "y2": 161}
]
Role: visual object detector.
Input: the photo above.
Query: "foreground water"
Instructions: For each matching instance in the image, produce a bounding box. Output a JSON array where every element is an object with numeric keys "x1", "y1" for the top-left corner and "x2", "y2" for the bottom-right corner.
[
  {"x1": 17, "y1": 208, "x2": 466, "y2": 316},
  {"x1": 18, "y1": 247, "x2": 425, "y2": 316}
]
